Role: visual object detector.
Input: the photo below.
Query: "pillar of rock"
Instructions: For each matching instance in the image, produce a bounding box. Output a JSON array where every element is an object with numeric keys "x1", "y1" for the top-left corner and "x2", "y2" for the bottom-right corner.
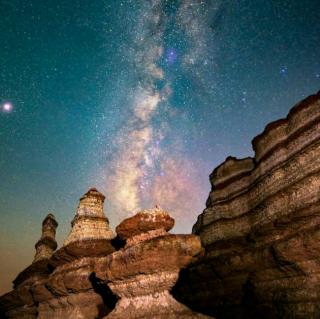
[
  {"x1": 99, "y1": 207, "x2": 213, "y2": 319},
  {"x1": 63, "y1": 187, "x2": 114, "y2": 246},
  {"x1": 35, "y1": 188, "x2": 116, "y2": 319},
  {"x1": 33, "y1": 213, "x2": 58, "y2": 263},
  {"x1": 0, "y1": 214, "x2": 59, "y2": 319}
]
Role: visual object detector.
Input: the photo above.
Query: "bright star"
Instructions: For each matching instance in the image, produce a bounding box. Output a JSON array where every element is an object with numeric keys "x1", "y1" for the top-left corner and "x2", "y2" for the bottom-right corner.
[
  {"x1": 2, "y1": 102, "x2": 13, "y2": 113},
  {"x1": 165, "y1": 48, "x2": 177, "y2": 64}
]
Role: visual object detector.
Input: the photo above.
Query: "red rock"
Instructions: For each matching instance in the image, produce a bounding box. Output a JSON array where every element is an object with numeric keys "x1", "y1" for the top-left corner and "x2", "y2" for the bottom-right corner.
[
  {"x1": 49, "y1": 238, "x2": 115, "y2": 267},
  {"x1": 116, "y1": 207, "x2": 174, "y2": 240},
  {"x1": 101, "y1": 209, "x2": 211, "y2": 319}
]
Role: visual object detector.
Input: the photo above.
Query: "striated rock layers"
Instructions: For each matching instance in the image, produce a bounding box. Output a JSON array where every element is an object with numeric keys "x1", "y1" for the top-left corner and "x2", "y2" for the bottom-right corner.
[
  {"x1": 98, "y1": 207, "x2": 213, "y2": 319},
  {"x1": 0, "y1": 192, "x2": 212, "y2": 319},
  {"x1": 174, "y1": 91, "x2": 320, "y2": 318},
  {"x1": 0, "y1": 214, "x2": 58, "y2": 319},
  {"x1": 3, "y1": 92, "x2": 320, "y2": 319},
  {"x1": 0, "y1": 188, "x2": 116, "y2": 319},
  {"x1": 36, "y1": 188, "x2": 115, "y2": 319}
]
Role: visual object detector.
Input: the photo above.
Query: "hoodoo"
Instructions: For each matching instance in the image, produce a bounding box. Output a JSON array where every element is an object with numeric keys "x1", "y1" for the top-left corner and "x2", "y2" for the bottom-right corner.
[
  {"x1": 36, "y1": 188, "x2": 115, "y2": 319},
  {"x1": 100, "y1": 207, "x2": 212, "y2": 319},
  {"x1": 33, "y1": 213, "x2": 58, "y2": 263},
  {"x1": 0, "y1": 214, "x2": 58, "y2": 319},
  {"x1": 64, "y1": 188, "x2": 114, "y2": 246}
]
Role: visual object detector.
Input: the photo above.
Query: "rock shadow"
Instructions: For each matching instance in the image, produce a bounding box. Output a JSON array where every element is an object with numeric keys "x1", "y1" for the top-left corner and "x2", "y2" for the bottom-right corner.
[
  {"x1": 110, "y1": 235, "x2": 126, "y2": 250},
  {"x1": 89, "y1": 272, "x2": 118, "y2": 318}
]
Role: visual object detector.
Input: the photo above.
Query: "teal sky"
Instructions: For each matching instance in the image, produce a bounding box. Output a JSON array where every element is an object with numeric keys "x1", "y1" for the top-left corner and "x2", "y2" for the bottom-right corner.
[{"x1": 1, "y1": 0, "x2": 320, "y2": 294}]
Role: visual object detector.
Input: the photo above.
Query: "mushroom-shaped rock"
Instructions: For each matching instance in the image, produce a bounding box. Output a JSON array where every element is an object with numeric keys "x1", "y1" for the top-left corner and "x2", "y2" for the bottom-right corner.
[
  {"x1": 116, "y1": 206, "x2": 174, "y2": 240},
  {"x1": 100, "y1": 209, "x2": 213, "y2": 319}
]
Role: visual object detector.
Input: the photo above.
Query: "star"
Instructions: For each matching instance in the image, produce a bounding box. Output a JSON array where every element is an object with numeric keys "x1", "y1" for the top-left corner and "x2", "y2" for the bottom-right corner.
[
  {"x1": 2, "y1": 102, "x2": 13, "y2": 113},
  {"x1": 165, "y1": 48, "x2": 178, "y2": 64},
  {"x1": 280, "y1": 66, "x2": 287, "y2": 75}
]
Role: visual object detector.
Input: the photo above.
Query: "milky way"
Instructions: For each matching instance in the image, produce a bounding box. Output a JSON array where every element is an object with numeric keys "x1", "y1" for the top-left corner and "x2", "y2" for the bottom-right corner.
[
  {"x1": 104, "y1": 0, "x2": 218, "y2": 224},
  {"x1": 1, "y1": 0, "x2": 320, "y2": 294}
]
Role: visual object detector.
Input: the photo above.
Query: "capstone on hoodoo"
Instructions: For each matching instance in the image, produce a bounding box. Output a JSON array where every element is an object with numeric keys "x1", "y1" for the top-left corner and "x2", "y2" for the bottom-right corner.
[{"x1": 99, "y1": 206, "x2": 212, "y2": 319}]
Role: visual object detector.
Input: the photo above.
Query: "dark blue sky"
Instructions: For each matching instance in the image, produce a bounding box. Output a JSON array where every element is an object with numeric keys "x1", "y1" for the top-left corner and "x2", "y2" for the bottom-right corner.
[{"x1": 1, "y1": 0, "x2": 320, "y2": 294}]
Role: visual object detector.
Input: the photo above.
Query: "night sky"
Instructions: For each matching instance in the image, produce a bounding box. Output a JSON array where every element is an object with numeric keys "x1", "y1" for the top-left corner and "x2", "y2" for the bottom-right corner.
[{"x1": 1, "y1": 0, "x2": 320, "y2": 294}]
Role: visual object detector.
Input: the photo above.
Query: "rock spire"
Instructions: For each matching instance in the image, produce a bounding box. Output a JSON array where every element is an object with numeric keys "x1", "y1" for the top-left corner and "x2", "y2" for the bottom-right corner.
[
  {"x1": 33, "y1": 213, "x2": 58, "y2": 263},
  {"x1": 35, "y1": 188, "x2": 116, "y2": 318},
  {"x1": 64, "y1": 187, "x2": 114, "y2": 246}
]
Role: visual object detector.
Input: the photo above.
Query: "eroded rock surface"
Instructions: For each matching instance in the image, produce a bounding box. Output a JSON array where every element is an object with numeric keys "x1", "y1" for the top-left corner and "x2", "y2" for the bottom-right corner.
[
  {"x1": 101, "y1": 207, "x2": 212, "y2": 319},
  {"x1": 63, "y1": 188, "x2": 114, "y2": 246},
  {"x1": 115, "y1": 207, "x2": 175, "y2": 239},
  {"x1": 36, "y1": 188, "x2": 115, "y2": 319},
  {"x1": 0, "y1": 189, "x2": 116, "y2": 319},
  {"x1": 0, "y1": 214, "x2": 58, "y2": 319},
  {"x1": 174, "y1": 91, "x2": 320, "y2": 319}
]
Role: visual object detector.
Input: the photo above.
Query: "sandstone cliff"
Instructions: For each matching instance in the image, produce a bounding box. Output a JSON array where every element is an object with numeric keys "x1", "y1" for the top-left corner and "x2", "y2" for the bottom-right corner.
[{"x1": 173, "y1": 91, "x2": 320, "y2": 319}]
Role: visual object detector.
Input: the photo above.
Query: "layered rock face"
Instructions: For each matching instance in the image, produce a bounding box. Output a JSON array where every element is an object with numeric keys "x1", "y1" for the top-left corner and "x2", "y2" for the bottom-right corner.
[
  {"x1": 63, "y1": 188, "x2": 114, "y2": 246},
  {"x1": 0, "y1": 214, "x2": 58, "y2": 319},
  {"x1": 98, "y1": 207, "x2": 212, "y2": 319},
  {"x1": 3, "y1": 91, "x2": 320, "y2": 319},
  {"x1": 36, "y1": 188, "x2": 115, "y2": 319},
  {"x1": 174, "y1": 91, "x2": 320, "y2": 318},
  {"x1": 33, "y1": 213, "x2": 58, "y2": 263},
  {"x1": 0, "y1": 196, "x2": 212, "y2": 318}
]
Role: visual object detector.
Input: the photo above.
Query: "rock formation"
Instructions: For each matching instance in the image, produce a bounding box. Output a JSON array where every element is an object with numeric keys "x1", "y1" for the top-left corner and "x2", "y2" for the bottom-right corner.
[
  {"x1": 2, "y1": 91, "x2": 320, "y2": 319},
  {"x1": 174, "y1": 91, "x2": 320, "y2": 318},
  {"x1": 64, "y1": 188, "x2": 114, "y2": 246},
  {"x1": 98, "y1": 207, "x2": 212, "y2": 319},
  {"x1": 0, "y1": 191, "x2": 210, "y2": 319},
  {"x1": 33, "y1": 213, "x2": 58, "y2": 263},
  {"x1": 48, "y1": 188, "x2": 115, "y2": 268},
  {"x1": 0, "y1": 213, "x2": 58, "y2": 319},
  {"x1": 36, "y1": 188, "x2": 115, "y2": 319}
]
